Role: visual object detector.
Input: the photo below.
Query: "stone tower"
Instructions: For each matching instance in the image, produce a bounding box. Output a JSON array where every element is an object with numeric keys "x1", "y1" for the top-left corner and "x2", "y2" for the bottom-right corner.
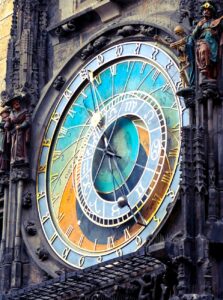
[{"x1": 1, "y1": 1, "x2": 223, "y2": 299}]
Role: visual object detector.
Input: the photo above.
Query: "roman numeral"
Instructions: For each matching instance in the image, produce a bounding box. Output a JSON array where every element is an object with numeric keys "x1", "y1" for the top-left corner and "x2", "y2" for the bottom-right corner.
[
  {"x1": 52, "y1": 151, "x2": 61, "y2": 161},
  {"x1": 68, "y1": 108, "x2": 76, "y2": 118},
  {"x1": 152, "y1": 70, "x2": 161, "y2": 81},
  {"x1": 94, "y1": 239, "x2": 98, "y2": 251},
  {"x1": 151, "y1": 193, "x2": 162, "y2": 204},
  {"x1": 78, "y1": 235, "x2": 84, "y2": 247},
  {"x1": 65, "y1": 225, "x2": 74, "y2": 237},
  {"x1": 169, "y1": 148, "x2": 178, "y2": 158},
  {"x1": 94, "y1": 74, "x2": 101, "y2": 85},
  {"x1": 51, "y1": 193, "x2": 60, "y2": 205},
  {"x1": 51, "y1": 173, "x2": 58, "y2": 183},
  {"x1": 140, "y1": 62, "x2": 147, "y2": 74},
  {"x1": 161, "y1": 171, "x2": 172, "y2": 184},
  {"x1": 124, "y1": 228, "x2": 131, "y2": 241},
  {"x1": 110, "y1": 65, "x2": 116, "y2": 76},
  {"x1": 58, "y1": 127, "x2": 68, "y2": 138},
  {"x1": 162, "y1": 83, "x2": 171, "y2": 92},
  {"x1": 107, "y1": 236, "x2": 115, "y2": 249},
  {"x1": 58, "y1": 212, "x2": 65, "y2": 223}
]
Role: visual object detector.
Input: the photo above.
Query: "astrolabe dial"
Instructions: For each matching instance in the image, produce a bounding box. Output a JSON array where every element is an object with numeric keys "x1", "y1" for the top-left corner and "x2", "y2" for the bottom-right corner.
[
  {"x1": 75, "y1": 91, "x2": 167, "y2": 227},
  {"x1": 36, "y1": 41, "x2": 189, "y2": 269}
]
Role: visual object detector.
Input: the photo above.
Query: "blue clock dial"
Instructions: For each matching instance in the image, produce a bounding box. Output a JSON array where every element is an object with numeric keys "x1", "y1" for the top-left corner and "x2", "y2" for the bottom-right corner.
[{"x1": 37, "y1": 41, "x2": 188, "y2": 269}]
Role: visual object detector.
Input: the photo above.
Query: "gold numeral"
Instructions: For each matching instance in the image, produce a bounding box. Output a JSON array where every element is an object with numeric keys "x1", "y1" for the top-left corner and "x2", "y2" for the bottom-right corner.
[
  {"x1": 38, "y1": 165, "x2": 46, "y2": 173},
  {"x1": 169, "y1": 148, "x2": 179, "y2": 158},
  {"x1": 41, "y1": 213, "x2": 50, "y2": 224},
  {"x1": 51, "y1": 112, "x2": 61, "y2": 122},
  {"x1": 50, "y1": 232, "x2": 58, "y2": 244},
  {"x1": 153, "y1": 215, "x2": 161, "y2": 225},
  {"x1": 42, "y1": 139, "x2": 51, "y2": 147},
  {"x1": 37, "y1": 191, "x2": 45, "y2": 201},
  {"x1": 161, "y1": 171, "x2": 172, "y2": 184},
  {"x1": 151, "y1": 193, "x2": 162, "y2": 204}
]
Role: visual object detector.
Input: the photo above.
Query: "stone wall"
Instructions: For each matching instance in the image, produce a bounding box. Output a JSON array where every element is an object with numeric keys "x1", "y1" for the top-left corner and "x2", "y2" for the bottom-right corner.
[
  {"x1": 0, "y1": 0, "x2": 13, "y2": 94},
  {"x1": 48, "y1": 0, "x2": 180, "y2": 76}
]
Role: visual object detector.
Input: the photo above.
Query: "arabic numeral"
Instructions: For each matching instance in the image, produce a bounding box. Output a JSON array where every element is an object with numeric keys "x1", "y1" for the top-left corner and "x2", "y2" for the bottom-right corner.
[
  {"x1": 116, "y1": 45, "x2": 123, "y2": 57},
  {"x1": 151, "y1": 139, "x2": 161, "y2": 161}
]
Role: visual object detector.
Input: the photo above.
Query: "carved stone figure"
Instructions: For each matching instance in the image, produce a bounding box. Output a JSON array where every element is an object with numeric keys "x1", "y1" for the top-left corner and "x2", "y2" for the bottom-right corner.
[
  {"x1": 4, "y1": 96, "x2": 30, "y2": 167},
  {"x1": 0, "y1": 107, "x2": 10, "y2": 173},
  {"x1": 192, "y1": 1, "x2": 223, "y2": 80},
  {"x1": 170, "y1": 26, "x2": 195, "y2": 87},
  {"x1": 154, "y1": 26, "x2": 195, "y2": 87}
]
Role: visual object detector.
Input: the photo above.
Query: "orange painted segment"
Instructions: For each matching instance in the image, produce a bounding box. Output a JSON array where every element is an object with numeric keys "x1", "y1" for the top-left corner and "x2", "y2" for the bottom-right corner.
[{"x1": 58, "y1": 169, "x2": 141, "y2": 253}]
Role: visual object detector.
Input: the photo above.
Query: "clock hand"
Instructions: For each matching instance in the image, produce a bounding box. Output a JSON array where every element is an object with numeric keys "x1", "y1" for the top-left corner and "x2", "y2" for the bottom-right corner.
[
  {"x1": 111, "y1": 154, "x2": 130, "y2": 194},
  {"x1": 117, "y1": 196, "x2": 146, "y2": 227},
  {"x1": 108, "y1": 155, "x2": 117, "y2": 202},
  {"x1": 93, "y1": 134, "x2": 121, "y2": 184}
]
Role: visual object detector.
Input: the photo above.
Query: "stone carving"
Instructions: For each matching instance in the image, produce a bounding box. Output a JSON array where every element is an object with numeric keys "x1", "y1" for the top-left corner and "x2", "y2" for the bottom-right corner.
[
  {"x1": 36, "y1": 247, "x2": 49, "y2": 261},
  {"x1": 25, "y1": 221, "x2": 37, "y2": 236},
  {"x1": 179, "y1": 0, "x2": 200, "y2": 26},
  {"x1": 10, "y1": 167, "x2": 29, "y2": 182},
  {"x1": 0, "y1": 107, "x2": 11, "y2": 174},
  {"x1": 139, "y1": 25, "x2": 156, "y2": 36},
  {"x1": 6, "y1": 0, "x2": 48, "y2": 108},
  {"x1": 155, "y1": 26, "x2": 195, "y2": 88},
  {"x1": 4, "y1": 95, "x2": 30, "y2": 167},
  {"x1": 22, "y1": 192, "x2": 32, "y2": 209},
  {"x1": 116, "y1": 25, "x2": 137, "y2": 37},
  {"x1": 53, "y1": 76, "x2": 66, "y2": 91},
  {"x1": 192, "y1": 1, "x2": 223, "y2": 81},
  {"x1": 80, "y1": 36, "x2": 110, "y2": 60}
]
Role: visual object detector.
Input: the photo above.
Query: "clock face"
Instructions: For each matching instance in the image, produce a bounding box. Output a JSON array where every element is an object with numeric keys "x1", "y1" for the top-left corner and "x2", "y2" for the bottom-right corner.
[{"x1": 37, "y1": 41, "x2": 188, "y2": 269}]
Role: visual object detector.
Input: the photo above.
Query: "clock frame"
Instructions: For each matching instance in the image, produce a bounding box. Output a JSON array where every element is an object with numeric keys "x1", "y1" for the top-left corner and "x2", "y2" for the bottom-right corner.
[{"x1": 36, "y1": 41, "x2": 189, "y2": 269}]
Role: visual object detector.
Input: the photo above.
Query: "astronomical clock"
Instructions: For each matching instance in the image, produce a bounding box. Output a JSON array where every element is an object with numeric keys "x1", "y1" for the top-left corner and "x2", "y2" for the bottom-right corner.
[{"x1": 36, "y1": 41, "x2": 188, "y2": 269}]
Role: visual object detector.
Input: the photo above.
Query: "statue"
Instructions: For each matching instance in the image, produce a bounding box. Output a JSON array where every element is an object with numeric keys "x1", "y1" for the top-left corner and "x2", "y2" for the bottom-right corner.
[
  {"x1": 170, "y1": 26, "x2": 195, "y2": 88},
  {"x1": 192, "y1": 1, "x2": 223, "y2": 80},
  {"x1": 154, "y1": 26, "x2": 195, "y2": 88},
  {"x1": 0, "y1": 107, "x2": 10, "y2": 173},
  {"x1": 4, "y1": 96, "x2": 30, "y2": 167}
]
